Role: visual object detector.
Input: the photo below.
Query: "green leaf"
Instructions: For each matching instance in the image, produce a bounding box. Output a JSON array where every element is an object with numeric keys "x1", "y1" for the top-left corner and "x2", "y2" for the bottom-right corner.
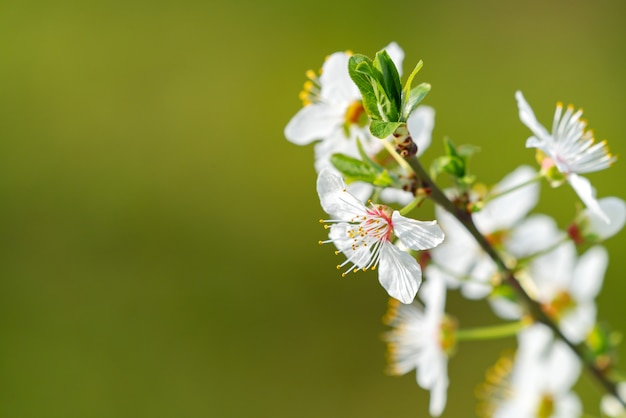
[
  {"x1": 402, "y1": 83, "x2": 431, "y2": 121},
  {"x1": 431, "y1": 155, "x2": 465, "y2": 178},
  {"x1": 443, "y1": 136, "x2": 459, "y2": 158},
  {"x1": 373, "y1": 50, "x2": 402, "y2": 117},
  {"x1": 329, "y1": 153, "x2": 393, "y2": 187},
  {"x1": 348, "y1": 55, "x2": 381, "y2": 120},
  {"x1": 370, "y1": 120, "x2": 404, "y2": 139},
  {"x1": 402, "y1": 60, "x2": 423, "y2": 104},
  {"x1": 356, "y1": 137, "x2": 384, "y2": 171}
]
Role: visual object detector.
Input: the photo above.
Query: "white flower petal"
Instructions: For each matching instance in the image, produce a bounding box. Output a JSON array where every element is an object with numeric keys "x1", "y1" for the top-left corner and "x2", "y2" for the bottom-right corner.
[
  {"x1": 421, "y1": 267, "x2": 448, "y2": 314},
  {"x1": 407, "y1": 105, "x2": 435, "y2": 157},
  {"x1": 327, "y1": 223, "x2": 373, "y2": 269},
  {"x1": 316, "y1": 169, "x2": 366, "y2": 219},
  {"x1": 568, "y1": 173, "x2": 609, "y2": 223},
  {"x1": 554, "y1": 393, "x2": 582, "y2": 418},
  {"x1": 583, "y1": 197, "x2": 626, "y2": 240},
  {"x1": 392, "y1": 211, "x2": 445, "y2": 251},
  {"x1": 319, "y1": 52, "x2": 359, "y2": 102},
  {"x1": 571, "y1": 245, "x2": 607, "y2": 301},
  {"x1": 383, "y1": 42, "x2": 405, "y2": 76},
  {"x1": 378, "y1": 242, "x2": 422, "y2": 303},
  {"x1": 378, "y1": 188, "x2": 415, "y2": 206},
  {"x1": 506, "y1": 214, "x2": 562, "y2": 258},
  {"x1": 559, "y1": 303, "x2": 596, "y2": 344},
  {"x1": 284, "y1": 103, "x2": 344, "y2": 145},
  {"x1": 515, "y1": 91, "x2": 552, "y2": 144},
  {"x1": 460, "y1": 279, "x2": 493, "y2": 300},
  {"x1": 531, "y1": 241, "x2": 577, "y2": 292},
  {"x1": 428, "y1": 361, "x2": 449, "y2": 417},
  {"x1": 488, "y1": 296, "x2": 523, "y2": 320},
  {"x1": 545, "y1": 337, "x2": 582, "y2": 391},
  {"x1": 475, "y1": 165, "x2": 539, "y2": 232}
]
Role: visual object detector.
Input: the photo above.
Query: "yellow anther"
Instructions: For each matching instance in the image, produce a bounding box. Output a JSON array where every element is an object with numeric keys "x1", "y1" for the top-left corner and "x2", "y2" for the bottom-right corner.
[
  {"x1": 353, "y1": 268, "x2": 359, "y2": 273},
  {"x1": 319, "y1": 219, "x2": 324, "y2": 223},
  {"x1": 334, "y1": 251, "x2": 340, "y2": 255},
  {"x1": 341, "y1": 272, "x2": 347, "y2": 277},
  {"x1": 318, "y1": 240, "x2": 323, "y2": 245},
  {"x1": 305, "y1": 69, "x2": 316, "y2": 79},
  {"x1": 303, "y1": 80, "x2": 314, "y2": 91},
  {"x1": 324, "y1": 225, "x2": 329, "y2": 229},
  {"x1": 556, "y1": 101, "x2": 563, "y2": 108},
  {"x1": 336, "y1": 265, "x2": 341, "y2": 270}
]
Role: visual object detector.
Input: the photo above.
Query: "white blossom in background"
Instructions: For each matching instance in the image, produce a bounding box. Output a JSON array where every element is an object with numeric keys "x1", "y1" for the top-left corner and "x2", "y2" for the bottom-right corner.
[
  {"x1": 515, "y1": 91, "x2": 617, "y2": 222},
  {"x1": 316, "y1": 169, "x2": 445, "y2": 303},
  {"x1": 574, "y1": 196, "x2": 626, "y2": 243},
  {"x1": 601, "y1": 382, "x2": 626, "y2": 418},
  {"x1": 431, "y1": 165, "x2": 548, "y2": 299},
  {"x1": 383, "y1": 266, "x2": 453, "y2": 416},
  {"x1": 284, "y1": 42, "x2": 435, "y2": 203},
  {"x1": 492, "y1": 324, "x2": 582, "y2": 418},
  {"x1": 527, "y1": 241, "x2": 608, "y2": 343}
]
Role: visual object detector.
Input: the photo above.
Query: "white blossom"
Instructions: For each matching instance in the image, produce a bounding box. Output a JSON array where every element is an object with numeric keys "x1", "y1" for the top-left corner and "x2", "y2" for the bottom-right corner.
[
  {"x1": 383, "y1": 266, "x2": 452, "y2": 416},
  {"x1": 576, "y1": 196, "x2": 626, "y2": 242},
  {"x1": 515, "y1": 91, "x2": 616, "y2": 222},
  {"x1": 527, "y1": 241, "x2": 608, "y2": 343},
  {"x1": 492, "y1": 324, "x2": 582, "y2": 418},
  {"x1": 285, "y1": 43, "x2": 435, "y2": 203},
  {"x1": 431, "y1": 165, "x2": 549, "y2": 300},
  {"x1": 317, "y1": 169, "x2": 444, "y2": 303}
]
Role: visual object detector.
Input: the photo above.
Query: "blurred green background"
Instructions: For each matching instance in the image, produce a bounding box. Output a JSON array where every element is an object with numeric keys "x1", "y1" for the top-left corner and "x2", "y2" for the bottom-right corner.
[{"x1": 0, "y1": 0, "x2": 624, "y2": 416}]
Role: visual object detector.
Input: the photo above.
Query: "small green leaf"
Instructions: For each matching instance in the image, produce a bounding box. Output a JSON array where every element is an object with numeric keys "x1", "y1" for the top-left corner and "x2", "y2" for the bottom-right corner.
[
  {"x1": 370, "y1": 120, "x2": 404, "y2": 139},
  {"x1": 373, "y1": 50, "x2": 402, "y2": 116},
  {"x1": 356, "y1": 137, "x2": 384, "y2": 171},
  {"x1": 329, "y1": 153, "x2": 392, "y2": 187},
  {"x1": 373, "y1": 170, "x2": 394, "y2": 187},
  {"x1": 402, "y1": 60, "x2": 423, "y2": 104},
  {"x1": 431, "y1": 155, "x2": 465, "y2": 178},
  {"x1": 402, "y1": 83, "x2": 431, "y2": 121},
  {"x1": 348, "y1": 55, "x2": 381, "y2": 120}
]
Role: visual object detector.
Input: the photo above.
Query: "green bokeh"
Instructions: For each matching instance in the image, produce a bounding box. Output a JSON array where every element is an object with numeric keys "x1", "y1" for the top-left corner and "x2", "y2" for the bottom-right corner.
[{"x1": 0, "y1": 0, "x2": 625, "y2": 416}]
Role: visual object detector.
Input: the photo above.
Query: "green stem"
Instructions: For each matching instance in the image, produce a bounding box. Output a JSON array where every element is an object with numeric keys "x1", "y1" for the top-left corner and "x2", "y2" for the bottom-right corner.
[
  {"x1": 456, "y1": 321, "x2": 527, "y2": 342},
  {"x1": 483, "y1": 172, "x2": 544, "y2": 205},
  {"x1": 399, "y1": 195, "x2": 426, "y2": 216},
  {"x1": 404, "y1": 154, "x2": 625, "y2": 407}
]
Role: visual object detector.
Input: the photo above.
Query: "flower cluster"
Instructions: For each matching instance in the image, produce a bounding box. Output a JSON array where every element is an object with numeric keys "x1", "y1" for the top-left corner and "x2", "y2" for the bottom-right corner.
[{"x1": 286, "y1": 42, "x2": 626, "y2": 417}]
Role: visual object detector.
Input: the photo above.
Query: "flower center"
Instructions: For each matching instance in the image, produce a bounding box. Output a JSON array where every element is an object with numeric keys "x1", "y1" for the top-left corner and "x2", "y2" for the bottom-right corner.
[
  {"x1": 542, "y1": 290, "x2": 575, "y2": 321},
  {"x1": 344, "y1": 100, "x2": 367, "y2": 126},
  {"x1": 320, "y1": 203, "x2": 395, "y2": 277},
  {"x1": 535, "y1": 393, "x2": 554, "y2": 418},
  {"x1": 438, "y1": 315, "x2": 458, "y2": 355}
]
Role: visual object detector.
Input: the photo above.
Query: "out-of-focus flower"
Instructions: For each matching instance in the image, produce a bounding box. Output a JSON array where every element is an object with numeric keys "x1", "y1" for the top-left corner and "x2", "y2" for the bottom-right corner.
[
  {"x1": 431, "y1": 165, "x2": 551, "y2": 299},
  {"x1": 491, "y1": 325, "x2": 582, "y2": 418},
  {"x1": 317, "y1": 169, "x2": 445, "y2": 303},
  {"x1": 383, "y1": 267, "x2": 453, "y2": 416},
  {"x1": 528, "y1": 242, "x2": 608, "y2": 343},
  {"x1": 569, "y1": 196, "x2": 626, "y2": 244},
  {"x1": 515, "y1": 91, "x2": 616, "y2": 222}
]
